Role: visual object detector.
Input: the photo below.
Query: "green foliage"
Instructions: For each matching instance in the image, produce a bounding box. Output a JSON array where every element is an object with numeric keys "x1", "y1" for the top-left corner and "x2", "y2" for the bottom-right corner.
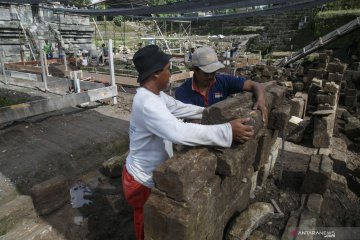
[
  {"x1": 314, "y1": 9, "x2": 360, "y2": 36},
  {"x1": 63, "y1": 0, "x2": 91, "y2": 7},
  {"x1": 322, "y1": 0, "x2": 360, "y2": 10},
  {"x1": 150, "y1": 0, "x2": 178, "y2": 5},
  {"x1": 113, "y1": 16, "x2": 123, "y2": 26}
]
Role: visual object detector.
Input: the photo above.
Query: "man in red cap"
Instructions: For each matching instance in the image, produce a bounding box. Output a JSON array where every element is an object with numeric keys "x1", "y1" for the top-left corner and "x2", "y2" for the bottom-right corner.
[{"x1": 122, "y1": 45, "x2": 255, "y2": 240}]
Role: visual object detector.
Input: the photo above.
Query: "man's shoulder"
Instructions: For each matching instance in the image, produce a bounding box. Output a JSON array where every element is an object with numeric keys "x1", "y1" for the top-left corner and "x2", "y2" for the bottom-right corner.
[{"x1": 176, "y1": 78, "x2": 192, "y2": 91}]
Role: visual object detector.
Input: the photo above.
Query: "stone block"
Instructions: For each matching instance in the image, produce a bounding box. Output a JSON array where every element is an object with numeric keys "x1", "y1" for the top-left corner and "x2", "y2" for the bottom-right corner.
[
  {"x1": 269, "y1": 137, "x2": 281, "y2": 173},
  {"x1": 297, "y1": 210, "x2": 317, "y2": 240},
  {"x1": 290, "y1": 97, "x2": 305, "y2": 118},
  {"x1": 145, "y1": 177, "x2": 251, "y2": 240},
  {"x1": 281, "y1": 211, "x2": 300, "y2": 240},
  {"x1": 328, "y1": 72, "x2": 343, "y2": 83},
  {"x1": 344, "y1": 117, "x2": 360, "y2": 141},
  {"x1": 319, "y1": 53, "x2": 330, "y2": 63},
  {"x1": 0, "y1": 172, "x2": 17, "y2": 205},
  {"x1": 215, "y1": 139, "x2": 258, "y2": 177},
  {"x1": 286, "y1": 116, "x2": 309, "y2": 143},
  {"x1": 253, "y1": 129, "x2": 277, "y2": 171},
  {"x1": 293, "y1": 82, "x2": 304, "y2": 92},
  {"x1": 248, "y1": 230, "x2": 278, "y2": 240},
  {"x1": 144, "y1": 190, "x2": 192, "y2": 240},
  {"x1": 202, "y1": 93, "x2": 264, "y2": 136},
  {"x1": 31, "y1": 175, "x2": 69, "y2": 215},
  {"x1": 308, "y1": 69, "x2": 326, "y2": 80},
  {"x1": 153, "y1": 148, "x2": 216, "y2": 202},
  {"x1": 313, "y1": 113, "x2": 335, "y2": 148},
  {"x1": 315, "y1": 93, "x2": 336, "y2": 106},
  {"x1": 227, "y1": 202, "x2": 274, "y2": 240},
  {"x1": 0, "y1": 195, "x2": 36, "y2": 235},
  {"x1": 323, "y1": 82, "x2": 339, "y2": 94},
  {"x1": 300, "y1": 155, "x2": 332, "y2": 194},
  {"x1": 100, "y1": 151, "x2": 127, "y2": 178},
  {"x1": 267, "y1": 85, "x2": 288, "y2": 107},
  {"x1": 268, "y1": 104, "x2": 291, "y2": 133},
  {"x1": 307, "y1": 82, "x2": 323, "y2": 106},
  {"x1": 344, "y1": 96, "x2": 357, "y2": 107},
  {"x1": 306, "y1": 193, "x2": 323, "y2": 214},
  {"x1": 329, "y1": 172, "x2": 348, "y2": 194},
  {"x1": 1, "y1": 218, "x2": 66, "y2": 240},
  {"x1": 317, "y1": 104, "x2": 334, "y2": 110},
  {"x1": 251, "y1": 171, "x2": 259, "y2": 194},
  {"x1": 327, "y1": 62, "x2": 347, "y2": 74}
]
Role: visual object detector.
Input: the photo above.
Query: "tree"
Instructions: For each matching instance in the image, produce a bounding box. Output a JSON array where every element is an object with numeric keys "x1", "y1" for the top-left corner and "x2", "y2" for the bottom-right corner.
[{"x1": 61, "y1": 0, "x2": 91, "y2": 7}]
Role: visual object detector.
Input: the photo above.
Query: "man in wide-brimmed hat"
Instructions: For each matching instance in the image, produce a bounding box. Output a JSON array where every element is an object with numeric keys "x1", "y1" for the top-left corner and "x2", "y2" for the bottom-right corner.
[{"x1": 122, "y1": 45, "x2": 256, "y2": 240}]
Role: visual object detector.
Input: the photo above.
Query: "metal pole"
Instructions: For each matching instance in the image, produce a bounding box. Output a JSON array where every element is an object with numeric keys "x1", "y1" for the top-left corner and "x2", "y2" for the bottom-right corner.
[
  {"x1": 39, "y1": 42, "x2": 48, "y2": 91},
  {"x1": 64, "y1": 51, "x2": 68, "y2": 71},
  {"x1": 42, "y1": 44, "x2": 50, "y2": 76},
  {"x1": 108, "y1": 39, "x2": 118, "y2": 104},
  {"x1": 1, "y1": 51, "x2": 8, "y2": 84}
]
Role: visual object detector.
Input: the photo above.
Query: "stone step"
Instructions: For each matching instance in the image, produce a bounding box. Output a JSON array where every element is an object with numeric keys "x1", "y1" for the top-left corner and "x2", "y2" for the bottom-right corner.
[
  {"x1": 0, "y1": 218, "x2": 66, "y2": 240},
  {"x1": 0, "y1": 195, "x2": 36, "y2": 236},
  {"x1": 0, "y1": 173, "x2": 17, "y2": 205}
]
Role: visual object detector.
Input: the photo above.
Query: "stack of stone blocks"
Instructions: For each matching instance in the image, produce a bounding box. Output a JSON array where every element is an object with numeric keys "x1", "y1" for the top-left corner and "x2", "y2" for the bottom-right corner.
[
  {"x1": 0, "y1": 3, "x2": 93, "y2": 62},
  {"x1": 280, "y1": 53, "x2": 351, "y2": 239},
  {"x1": 144, "y1": 82, "x2": 289, "y2": 240},
  {"x1": 305, "y1": 52, "x2": 343, "y2": 149}
]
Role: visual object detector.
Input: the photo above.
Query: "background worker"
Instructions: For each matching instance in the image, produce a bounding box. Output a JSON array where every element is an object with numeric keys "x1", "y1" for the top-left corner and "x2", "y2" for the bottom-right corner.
[
  {"x1": 122, "y1": 45, "x2": 255, "y2": 240},
  {"x1": 175, "y1": 46, "x2": 268, "y2": 126}
]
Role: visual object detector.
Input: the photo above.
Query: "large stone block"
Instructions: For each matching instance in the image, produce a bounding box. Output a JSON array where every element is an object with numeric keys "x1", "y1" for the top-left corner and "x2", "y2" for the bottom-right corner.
[
  {"x1": 0, "y1": 172, "x2": 17, "y2": 205},
  {"x1": 313, "y1": 112, "x2": 335, "y2": 148},
  {"x1": 153, "y1": 148, "x2": 217, "y2": 202},
  {"x1": 300, "y1": 155, "x2": 333, "y2": 194},
  {"x1": 290, "y1": 97, "x2": 305, "y2": 118},
  {"x1": 327, "y1": 62, "x2": 347, "y2": 74},
  {"x1": 144, "y1": 190, "x2": 192, "y2": 240},
  {"x1": 315, "y1": 93, "x2": 336, "y2": 106},
  {"x1": 268, "y1": 104, "x2": 291, "y2": 133},
  {"x1": 31, "y1": 175, "x2": 69, "y2": 215},
  {"x1": 253, "y1": 129, "x2": 278, "y2": 171},
  {"x1": 286, "y1": 116, "x2": 309, "y2": 143},
  {"x1": 227, "y1": 202, "x2": 274, "y2": 240},
  {"x1": 202, "y1": 93, "x2": 264, "y2": 136},
  {"x1": 328, "y1": 72, "x2": 343, "y2": 83},
  {"x1": 267, "y1": 85, "x2": 288, "y2": 107},
  {"x1": 215, "y1": 139, "x2": 258, "y2": 177},
  {"x1": 145, "y1": 177, "x2": 251, "y2": 240}
]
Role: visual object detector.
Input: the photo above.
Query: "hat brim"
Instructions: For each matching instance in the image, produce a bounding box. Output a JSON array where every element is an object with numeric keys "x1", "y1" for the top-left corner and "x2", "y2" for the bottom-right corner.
[
  {"x1": 198, "y1": 61, "x2": 225, "y2": 73},
  {"x1": 137, "y1": 54, "x2": 172, "y2": 83}
]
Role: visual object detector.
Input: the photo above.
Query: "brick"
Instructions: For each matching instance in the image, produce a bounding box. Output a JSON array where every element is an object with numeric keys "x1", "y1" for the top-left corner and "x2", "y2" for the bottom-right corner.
[
  {"x1": 328, "y1": 72, "x2": 343, "y2": 82},
  {"x1": 327, "y1": 62, "x2": 347, "y2": 74},
  {"x1": 290, "y1": 97, "x2": 305, "y2": 118},
  {"x1": 329, "y1": 172, "x2": 348, "y2": 194}
]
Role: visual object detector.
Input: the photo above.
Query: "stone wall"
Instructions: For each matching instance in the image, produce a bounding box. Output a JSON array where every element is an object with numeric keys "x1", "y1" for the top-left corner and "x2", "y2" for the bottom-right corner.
[
  {"x1": 0, "y1": 3, "x2": 93, "y2": 62},
  {"x1": 191, "y1": 10, "x2": 314, "y2": 51},
  {"x1": 144, "y1": 83, "x2": 289, "y2": 239}
]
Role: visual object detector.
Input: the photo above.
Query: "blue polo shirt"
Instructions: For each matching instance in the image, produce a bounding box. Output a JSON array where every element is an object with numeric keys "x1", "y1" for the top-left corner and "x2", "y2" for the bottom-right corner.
[{"x1": 175, "y1": 74, "x2": 247, "y2": 107}]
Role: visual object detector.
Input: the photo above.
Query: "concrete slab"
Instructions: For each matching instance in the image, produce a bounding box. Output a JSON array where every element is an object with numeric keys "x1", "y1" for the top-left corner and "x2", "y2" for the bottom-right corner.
[{"x1": 0, "y1": 104, "x2": 129, "y2": 194}]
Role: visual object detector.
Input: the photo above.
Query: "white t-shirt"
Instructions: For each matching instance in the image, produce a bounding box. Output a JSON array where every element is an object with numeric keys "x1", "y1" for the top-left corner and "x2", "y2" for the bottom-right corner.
[{"x1": 126, "y1": 87, "x2": 233, "y2": 188}]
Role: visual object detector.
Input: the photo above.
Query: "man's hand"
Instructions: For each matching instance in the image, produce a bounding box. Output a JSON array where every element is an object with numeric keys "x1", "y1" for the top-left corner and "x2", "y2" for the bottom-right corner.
[
  {"x1": 229, "y1": 118, "x2": 255, "y2": 142},
  {"x1": 253, "y1": 99, "x2": 268, "y2": 127}
]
